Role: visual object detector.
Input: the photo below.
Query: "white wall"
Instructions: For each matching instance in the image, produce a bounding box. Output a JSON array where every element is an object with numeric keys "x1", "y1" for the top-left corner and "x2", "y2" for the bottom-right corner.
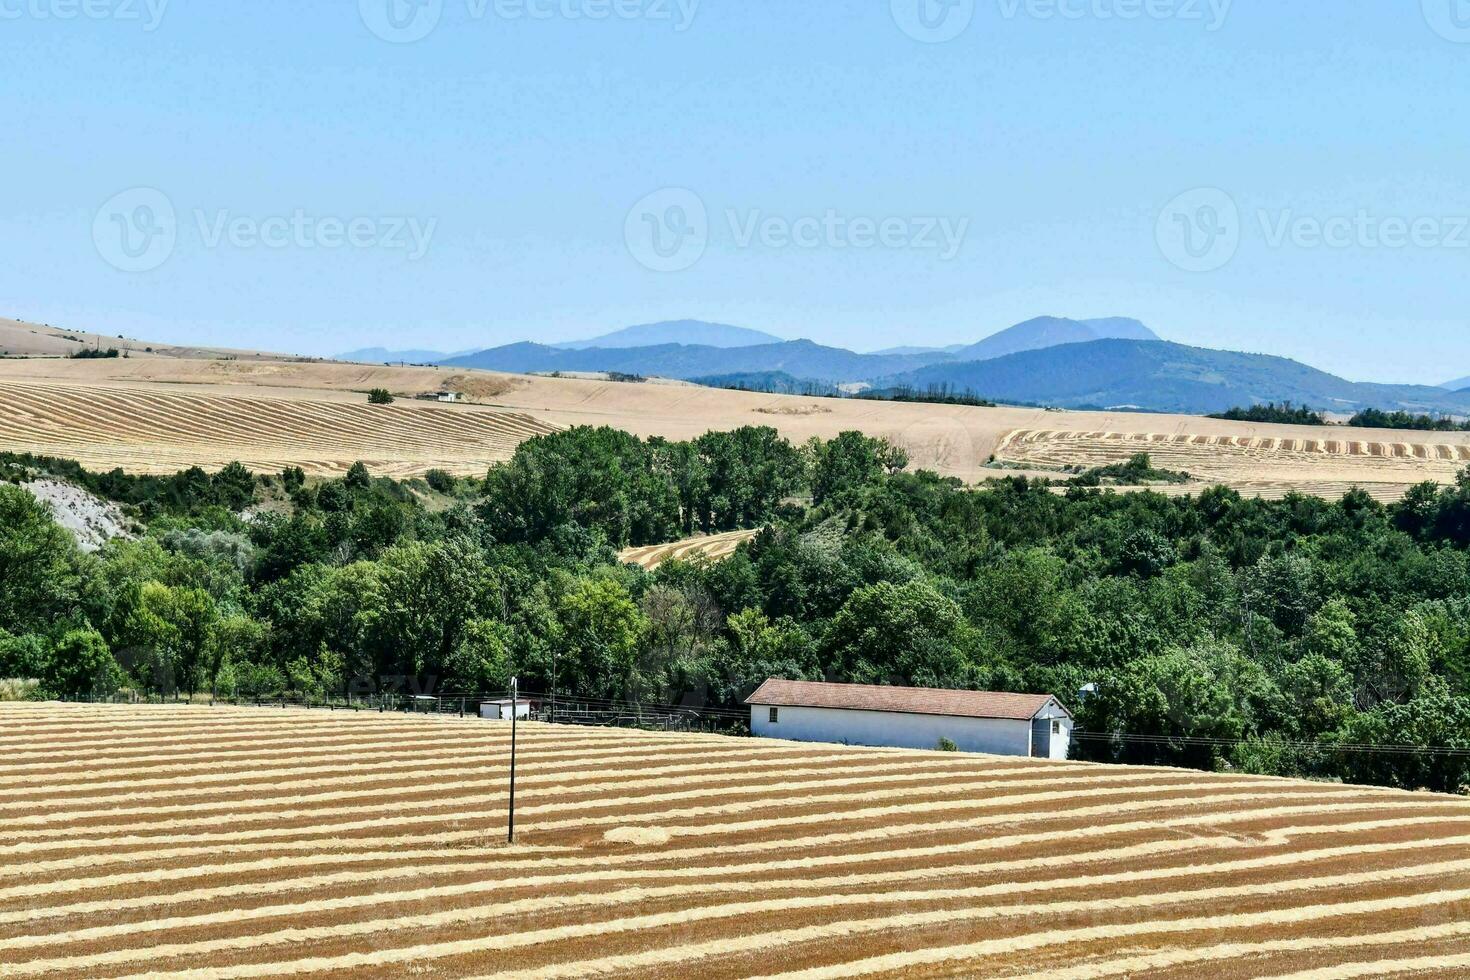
[
  {"x1": 480, "y1": 702, "x2": 532, "y2": 720},
  {"x1": 751, "y1": 704, "x2": 1035, "y2": 757},
  {"x1": 1033, "y1": 700, "x2": 1073, "y2": 760}
]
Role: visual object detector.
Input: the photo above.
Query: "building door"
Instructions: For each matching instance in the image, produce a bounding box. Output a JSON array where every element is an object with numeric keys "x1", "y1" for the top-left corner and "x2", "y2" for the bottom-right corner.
[{"x1": 1030, "y1": 718, "x2": 1050, "y2": 758}]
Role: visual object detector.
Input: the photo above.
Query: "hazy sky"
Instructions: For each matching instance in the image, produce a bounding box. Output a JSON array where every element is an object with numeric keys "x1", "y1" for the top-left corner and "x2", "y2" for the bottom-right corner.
[{"x1": 3, "y1": 2, "x2": 1469, "y2": 382}]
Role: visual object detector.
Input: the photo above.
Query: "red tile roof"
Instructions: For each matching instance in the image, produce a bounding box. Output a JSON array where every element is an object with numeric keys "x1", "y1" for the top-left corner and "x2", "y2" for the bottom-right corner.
[{"x1": 745, "y1": 679, "x2": 1067, "y2": 721}]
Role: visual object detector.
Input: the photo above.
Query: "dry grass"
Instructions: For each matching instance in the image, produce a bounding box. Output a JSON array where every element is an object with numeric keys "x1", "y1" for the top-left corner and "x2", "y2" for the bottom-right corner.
[
  {"x1": 618, "y1": 529, "x2": 761, "y2": 569},
  {"x1": 0, "y1": 679, "x2": 38, "y2": 702},
  {"x1": 0, "y1": 379, "x2": 558, "y2": 476},
  {"x1": 3, "y1": 353, "x2": 1467, "y2": 495},
  {"x1": 2, "y1": 703, "x2": 1469, "y2": 979},
  {"x1": 996, "y1": 428, "x2": 1470, "y2": 501}
]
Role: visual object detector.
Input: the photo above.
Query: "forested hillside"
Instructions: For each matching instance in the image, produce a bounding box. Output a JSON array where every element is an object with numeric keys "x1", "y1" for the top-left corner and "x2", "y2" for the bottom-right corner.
[{"x1": 4, "y1": 428, "x2": 1470, "y2": 792}]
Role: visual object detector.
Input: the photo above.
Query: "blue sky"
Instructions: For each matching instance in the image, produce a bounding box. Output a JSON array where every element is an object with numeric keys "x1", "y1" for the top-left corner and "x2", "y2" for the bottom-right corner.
[{"x1": 3, "y1": 2, "x2": 1468, "y2": 382}]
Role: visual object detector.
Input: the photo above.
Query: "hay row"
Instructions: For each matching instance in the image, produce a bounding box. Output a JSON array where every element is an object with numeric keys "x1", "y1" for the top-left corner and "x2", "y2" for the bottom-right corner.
[
  {"x1": 2, "y1": 790, "x2": 1419, "y2": 879},
  {"x1": 16, "y1": 826, "x2": 1470, "y2": 948},
  {"x1": 31, "y1": 871, "x2": 1470, "y2": 980},
  {"x1": 0, "y1": 766, "x2": 1210, "y2": 833},
  {"x1": 1001, "y1": 919, "x2": 1470, "y2": 980},
  {"x1": 0, "y1": 777, "x2": 1301, "y2": 854}
]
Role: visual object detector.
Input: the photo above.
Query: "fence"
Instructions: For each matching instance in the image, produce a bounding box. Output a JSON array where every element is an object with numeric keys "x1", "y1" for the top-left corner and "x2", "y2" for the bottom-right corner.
[{"x1": 56, "y1": 689, "x2": 752, "y2": 734}]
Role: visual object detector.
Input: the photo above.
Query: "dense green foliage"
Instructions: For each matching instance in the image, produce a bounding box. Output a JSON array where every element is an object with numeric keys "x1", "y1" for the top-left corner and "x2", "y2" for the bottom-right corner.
[
  {"x1": 1347, "y1": 408, "x2": 1470, "y2": 432},
  {"x1": 367, "y1": 388, "x2": 395, "y2": 404},
  {"x1": 1209, "y1": 402, "x2": 1327, "y2": 425},
  {"x1": 6, "y1": 426, "x2": 1470, "y2": 792},
  {"x1": 1066, "y1": 453, "x2": 1190, "y2": 487}
]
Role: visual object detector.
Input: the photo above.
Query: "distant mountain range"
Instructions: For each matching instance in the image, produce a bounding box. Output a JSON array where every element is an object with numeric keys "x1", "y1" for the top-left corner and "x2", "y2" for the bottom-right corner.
[
  {"x1": 335, "y1": 347, "x2": 461, "y2": 364},
  {"x1": 889, "y1": 339, "x2": 1470, "y2": 415},
  {"x1": 439, "y1": 339, "x2": 949, "y2": 382},
  {"x1": 338, "y1": 315, "x2": 1470, "y2": 417},
  {"x1": 554, "y1": 320, "x2": 784, "y2": 349}
]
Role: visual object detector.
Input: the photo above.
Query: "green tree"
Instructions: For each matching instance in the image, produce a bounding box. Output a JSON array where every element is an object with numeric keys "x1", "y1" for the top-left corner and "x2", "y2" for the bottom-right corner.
[
  {"x1": 552, "y1": 576, "x2": 649, "y2": 701},
  {"x1": 48, "y1": 628, "x2": 123, "y2": 697},
  {"x1": 822, "y1": 580, "x2": 974, "y2": 687},
  {"x1": 811, "y1": 431, "x2": 906, "y2": 506},
  {"x1": 211, "y1": 462, "x2": 256, "y2": 511},
  {"x1": 345, "y1": 462, "x2": 373, "y2": 491},
  {"x1": 0, "y1": 484, "x2": 81, "y2": 635},
  {"x1": 442, "y1": 619, "x2": 514, "y2": 692}
]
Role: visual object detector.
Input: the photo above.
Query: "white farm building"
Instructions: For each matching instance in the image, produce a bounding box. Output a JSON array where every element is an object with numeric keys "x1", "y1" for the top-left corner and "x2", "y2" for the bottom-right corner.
[{"x1": 746, "y1": 679, "x2": 1073, "y2": 759}]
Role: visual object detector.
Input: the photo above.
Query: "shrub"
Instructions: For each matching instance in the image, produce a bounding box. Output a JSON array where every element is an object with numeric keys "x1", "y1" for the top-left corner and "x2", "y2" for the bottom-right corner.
[
  {"x1": 0, "y1": 679, "x2": 40, "y2": 701},
  {"x1": 368, "y1": 388, "x2": 395, "y2": 405},
  {"x1": 935, "y1": 737, "x2": 959, "y2": 752},
  {"x1": 425, "y1": 468, "x2": 457, "y2": 494}
]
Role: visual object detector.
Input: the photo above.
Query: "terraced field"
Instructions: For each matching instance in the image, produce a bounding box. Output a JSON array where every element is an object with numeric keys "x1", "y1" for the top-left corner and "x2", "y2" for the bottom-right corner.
[
  {"x1": 0, "y1": 381, "x2": 558, "y2": 477},
  {"x1": 4, "y1": 703, "x2": 1470, "y2": 978},
  {"x1": 996, "y1": 428, "x2": 1470, "y2": 501},
  {"x1": 618, "y1": 528, "x2": 761, "y2": 570}
]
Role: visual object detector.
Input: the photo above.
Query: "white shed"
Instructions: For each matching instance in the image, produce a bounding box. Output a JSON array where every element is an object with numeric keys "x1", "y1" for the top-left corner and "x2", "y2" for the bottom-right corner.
[
  {"x1": 746, "y1": 679, "x2": 1073, "y2": 759},
  {"x1": 479, "y1": 698, "x2": 538, "y2": 720}
]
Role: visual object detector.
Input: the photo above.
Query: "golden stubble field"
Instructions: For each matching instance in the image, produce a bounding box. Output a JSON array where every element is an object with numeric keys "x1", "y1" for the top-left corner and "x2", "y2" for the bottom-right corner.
[
  {"x1": 618, "y1": 529, "x2": 762, "y2": 569},
  {"x1": 3, "y1": 353, "x2": 1470, "y2": 496},
  {"x1": 3, "y1": 702, "x2": 1470, "y2": 979}
]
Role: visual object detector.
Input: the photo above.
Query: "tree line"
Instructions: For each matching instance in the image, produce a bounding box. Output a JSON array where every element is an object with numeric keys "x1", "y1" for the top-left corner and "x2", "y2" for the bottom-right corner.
[{"x1": 4, "y1": 429, "x2": 1470, "y2": 792}]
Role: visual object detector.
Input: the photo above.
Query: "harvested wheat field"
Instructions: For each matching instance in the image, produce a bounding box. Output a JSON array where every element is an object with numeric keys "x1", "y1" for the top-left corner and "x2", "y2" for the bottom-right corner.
[
  {"x1": 3, "y1": 704, "x2": 1470, "y2": 979},
  {"x1": 4, "y1": 352, "x2": 1470, "y2": 494},
  {"x1": 995, "y1": 428, "x2": 1470, "y2": 502},
  {"x1": 0, "y1": 380, "x2": 558, "y2": 477},
  {"x1": 618, "y1": 529, "x2": 761, "y2": 570}
]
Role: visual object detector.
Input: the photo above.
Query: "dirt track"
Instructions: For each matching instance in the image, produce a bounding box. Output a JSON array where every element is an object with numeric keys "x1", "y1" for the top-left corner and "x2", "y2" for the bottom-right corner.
[{"x1": 3, "y1": 703, "x2": 1470, "y2": 978}]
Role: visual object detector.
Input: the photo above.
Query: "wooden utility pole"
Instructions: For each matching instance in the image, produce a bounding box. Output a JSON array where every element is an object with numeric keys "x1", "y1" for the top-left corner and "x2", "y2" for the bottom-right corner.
[{"x1": 507, "y1": 676, "x2": 518, "y2": 844}]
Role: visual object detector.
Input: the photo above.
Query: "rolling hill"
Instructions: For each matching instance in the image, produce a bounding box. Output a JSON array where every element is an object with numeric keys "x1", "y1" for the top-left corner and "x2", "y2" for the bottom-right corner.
[
  {"x1": 441, "y1": 338, "x2": 951, "y2": 383},
  {"x1": 946, "y1": 316, "x2": 1159, "y2": 362},
  {"x1": 334, "y1": 347, "x2": 458, "y2": 364},
  {"x1": 556, "y1": 319, "x2": 784, "y2": 349},
  {"x1": 892, "y1": 339, "x2": 1470, "y2": 416},
  {"x1": 1441, "y1": 374, "x2": 1470, "y2": 392}
]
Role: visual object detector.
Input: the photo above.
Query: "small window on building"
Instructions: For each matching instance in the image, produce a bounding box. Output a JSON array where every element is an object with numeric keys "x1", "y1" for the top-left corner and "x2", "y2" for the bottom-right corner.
[
  {"x1": 1052, "y1": 720, "x2": 1061, "y2": 735},
  {"x1": 769, "y1": 707, "x2": 779, "y2": 724}
]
